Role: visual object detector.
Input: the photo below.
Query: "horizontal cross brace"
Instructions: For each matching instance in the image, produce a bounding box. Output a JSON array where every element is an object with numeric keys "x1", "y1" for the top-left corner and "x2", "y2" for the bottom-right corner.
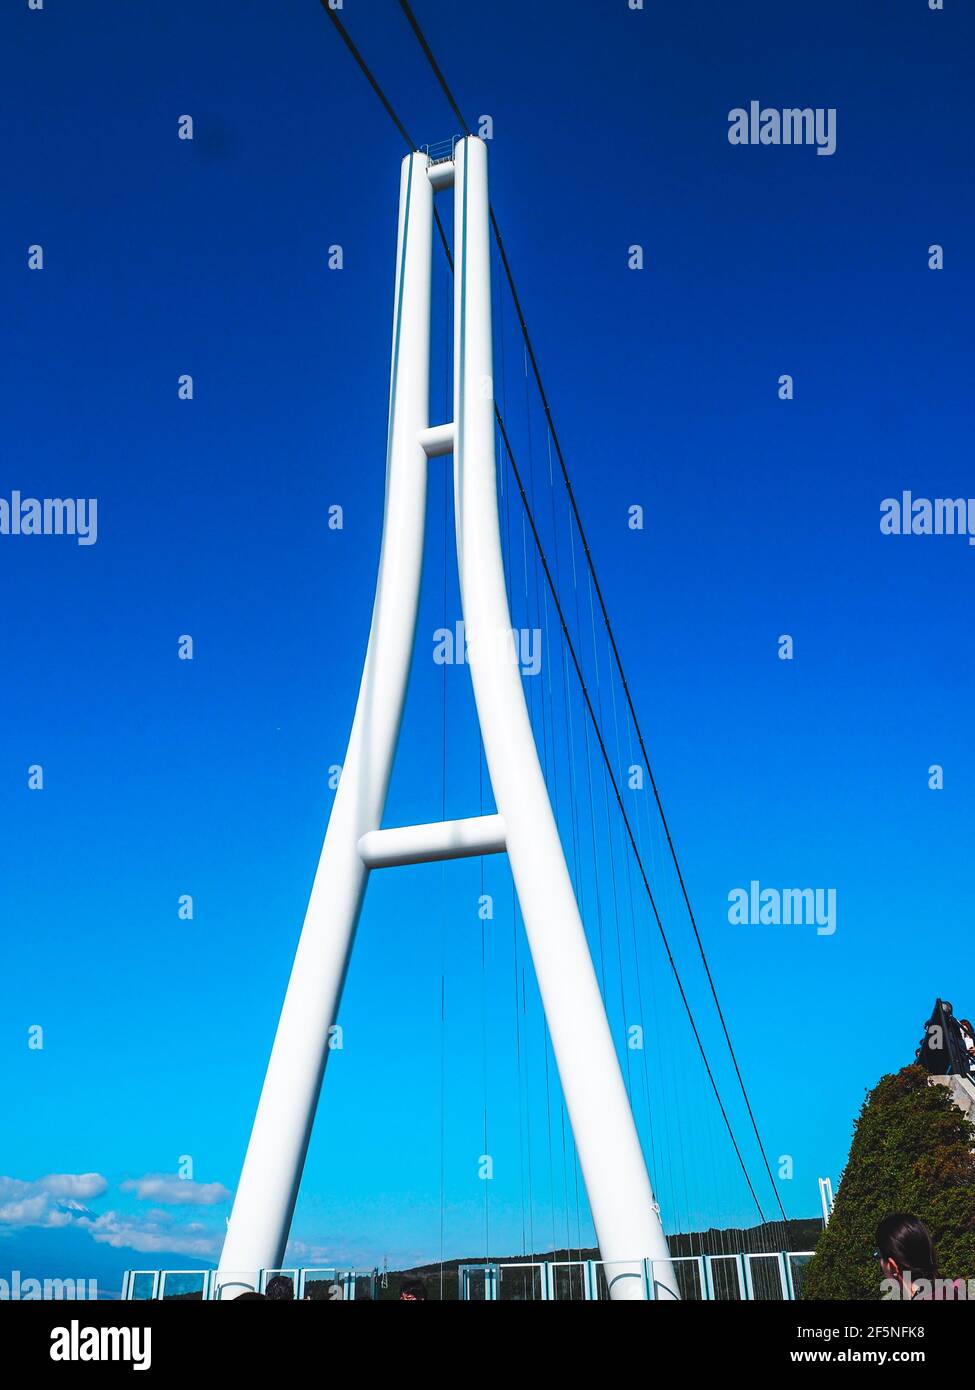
[
  {"x1": 357, "y1": 814, "x2": 506, "y2": 869},
  {"x1": 427, "y1": 159, "x2": 455, "y2": 193},
  {"x1": 418, "y1": 422, "x2": 454, "y2": 458}
]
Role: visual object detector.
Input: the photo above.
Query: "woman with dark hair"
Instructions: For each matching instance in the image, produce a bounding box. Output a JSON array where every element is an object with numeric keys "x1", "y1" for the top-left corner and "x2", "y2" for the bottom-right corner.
[{"x1": 875, "y1": 1213, "x2": 938, "y2": 1298}]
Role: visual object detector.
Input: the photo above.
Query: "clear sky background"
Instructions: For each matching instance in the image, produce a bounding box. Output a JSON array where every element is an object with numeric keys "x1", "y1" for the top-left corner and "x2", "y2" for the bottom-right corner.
[{"x1": 1, "y1": 0, "x2": 972, "y2": 1296}]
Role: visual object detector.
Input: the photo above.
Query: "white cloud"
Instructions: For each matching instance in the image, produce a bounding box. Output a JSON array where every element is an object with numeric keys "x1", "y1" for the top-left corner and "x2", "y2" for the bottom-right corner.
[
  {"x1": 0, "y1": 1173, "x2": 108, "y2": 1229},
  {"x1": 0, "y1": 1171, "x2": 224, "y2": 1258},
  {"x1": 119, "y1": 1175, "x2": 231, "y2": 1206},
  {"x1": 33, "y1": 1173, "x2": 108, "y2": 1200},
  {"x1": 0, "y1": 1194, "x2": 70, "y2": 1228},
  {"x1": 78, "y1": 1211, "x2": 221, "y2": 1258}
]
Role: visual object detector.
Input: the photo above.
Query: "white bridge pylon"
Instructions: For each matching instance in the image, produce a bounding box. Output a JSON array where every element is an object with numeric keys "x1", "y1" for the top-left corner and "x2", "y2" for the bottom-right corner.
[{"x1": 218, "y1": 137, "x2": 677, "y2": 1302}]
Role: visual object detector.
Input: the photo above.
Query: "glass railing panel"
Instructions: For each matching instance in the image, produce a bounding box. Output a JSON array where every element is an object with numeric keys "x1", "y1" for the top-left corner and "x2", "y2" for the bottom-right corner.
[
  {"x1": 787, "y1": 1253, "x2": 814, "y2": 1300},
  {"x1": 460, "y1": 1264, "x2": 497, "y2": 1300},
  {"x1": 707, "y1": 1255, "x2": 743, "y2": 1301},
  {"x1": 127, "y1": 1272, "x2": 157, "y2": 1301},
  {"x1": 659, "y1": 1256, "x2": 703, "y2": 1301},
  {"x1": 347, "y1": 1271, "x2": 377, "y2": 1301},
  {"x1": 301, "y1": 1269, "x2": 341, "y2": 1301},
  {"x1": 550, "y1": 1262, "x2": 587, "y2": 1301},
  {"x1": 748, "y1": 1254, "x2": 785, "y2": 1301},
  {"x1": 499, "y1": 1263, "x2": 544, "y2": 1301},
  {"x1": 159, "y1": 1270, "x2": 207, "y2": 1301}
]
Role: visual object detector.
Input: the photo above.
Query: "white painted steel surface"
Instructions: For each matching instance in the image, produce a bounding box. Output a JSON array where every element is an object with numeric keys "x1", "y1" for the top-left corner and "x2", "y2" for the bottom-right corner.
[
  {"x1": 219, "y1": 151, "x2": 434, "y2": 1286},
  {"x1": 219, "y1": 140, "x2": 675, "y2": 1301},
  {"x1": 357, "y1": 813, "x2": 506, "y2": 868},
  {"x1": 450, "y1": 137, "x2": 674, "y2": 1300}
]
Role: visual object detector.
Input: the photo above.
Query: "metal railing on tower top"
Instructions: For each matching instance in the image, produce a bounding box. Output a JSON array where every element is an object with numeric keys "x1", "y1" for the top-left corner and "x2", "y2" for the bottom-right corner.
[{"x1": 420, "y1": 135, "x2": 462, "y2": 163}]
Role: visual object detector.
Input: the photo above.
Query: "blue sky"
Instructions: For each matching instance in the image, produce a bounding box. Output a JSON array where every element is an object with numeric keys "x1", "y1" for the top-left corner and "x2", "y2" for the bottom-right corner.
[{"x1": 1, "y1": 0, "x2": 972, "y2": 1294}]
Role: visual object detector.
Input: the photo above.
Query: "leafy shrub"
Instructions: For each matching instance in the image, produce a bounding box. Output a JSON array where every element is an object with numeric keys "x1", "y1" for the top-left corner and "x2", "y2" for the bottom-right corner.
[{"x1": 803, "y1": 1065, "x2": 975, "y2": 1300}]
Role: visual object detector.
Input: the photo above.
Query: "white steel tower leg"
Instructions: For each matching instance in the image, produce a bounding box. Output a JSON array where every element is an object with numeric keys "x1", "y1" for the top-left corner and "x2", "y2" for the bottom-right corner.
[
  {"x1": 218, "y1": 138, "x2": 677, "y2": 1302},
  {"x1": 217, "y1": 151, "x2": 434, "y2": 1292},
  {"x1": 451, "y1": 137, "x2": 674, "y2": 1300}
]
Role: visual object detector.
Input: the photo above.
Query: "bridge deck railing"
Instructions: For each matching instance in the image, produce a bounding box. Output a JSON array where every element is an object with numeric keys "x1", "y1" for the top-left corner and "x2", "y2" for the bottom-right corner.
[
  {"x1": 120, "y1": 1267, "x2": 377, "y2": 1301},
  {"x1": 121, "y1": 1253, "x2": 815, "y2": 1301},
  {"x1": 457, "y1": 1253, "x2": 815, "y2": 1301}
]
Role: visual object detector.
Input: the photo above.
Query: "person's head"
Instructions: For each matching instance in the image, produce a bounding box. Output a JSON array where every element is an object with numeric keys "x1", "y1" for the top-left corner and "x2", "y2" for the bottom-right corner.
[
  {"x1": 960, "y1": 1019, "x2": 974, "y2": 1036},
  {"x1": 264, "y1": 1275, "x2": 295, "y2": 1300},
  {"x1": 234, "y1": 1290, "x2": 266, "y2": 1300},
  {"x1": 398, "y1": 1278, "x2": 427, "y2": 1301},
  {"x1": 875, "y1": 1213, "x2": 937, "y2": 1288}
]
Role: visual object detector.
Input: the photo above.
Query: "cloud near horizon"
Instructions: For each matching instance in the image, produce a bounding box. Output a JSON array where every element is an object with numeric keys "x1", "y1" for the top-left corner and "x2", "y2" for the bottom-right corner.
[
  {"x1": 0, "y1": 1173, "x2": 339, "y2": 1266},
  {"x1": 0, "y1": 1172, "x2": 226, "y2": 1258},
  {"x1": 0, "y1": 1173, "x2": 108, "y2": 1230},
  {"x1": 77, "y1": 1210, "x2": 222, "y2": 1258}
]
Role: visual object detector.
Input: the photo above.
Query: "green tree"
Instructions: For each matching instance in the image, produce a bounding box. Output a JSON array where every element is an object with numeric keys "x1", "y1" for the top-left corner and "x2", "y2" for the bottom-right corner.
[{"x1": 803, "y1": 1065, "x2": 975, "y2": 1299}]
